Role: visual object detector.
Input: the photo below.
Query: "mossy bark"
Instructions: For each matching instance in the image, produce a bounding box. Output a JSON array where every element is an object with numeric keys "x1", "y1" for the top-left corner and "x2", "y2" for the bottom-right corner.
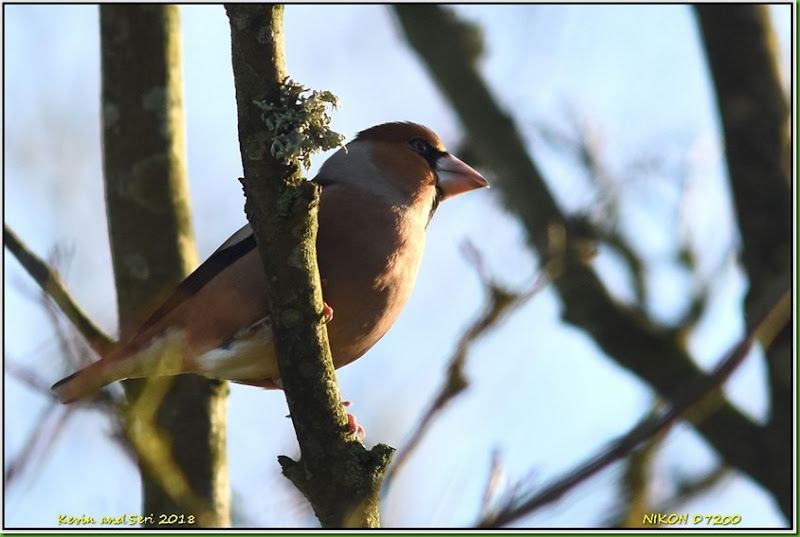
[{"x1": 225, "y1": 4, "x2": 393, "y2": 527}]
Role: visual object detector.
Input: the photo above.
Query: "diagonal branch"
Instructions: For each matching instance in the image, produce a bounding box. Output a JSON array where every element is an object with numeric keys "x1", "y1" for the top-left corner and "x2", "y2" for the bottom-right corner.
[
  {"x1": 479, "y1": 290, "x2": 790, "y2": 527},
  {"x1": 4, "y1": 224, "x2": 114, "y2": 356},
  {"x1": 385, "y1": 242, "x2": 549, "y2": 488},
  {"x1": 393, "y1": 4, "x2": 774, "y2": 510},
  {"x1": 3, "y1": 401, "x2": 72, "y2": 487}
]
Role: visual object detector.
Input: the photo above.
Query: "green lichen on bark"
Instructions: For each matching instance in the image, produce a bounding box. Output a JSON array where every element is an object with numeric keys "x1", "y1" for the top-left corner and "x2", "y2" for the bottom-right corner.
[
  {"x1": 253, "y1": 78, "x2": 344, "y2": 169},
  {"x1": 225, "y1": 4, "x2": 393, "y2": 527}
]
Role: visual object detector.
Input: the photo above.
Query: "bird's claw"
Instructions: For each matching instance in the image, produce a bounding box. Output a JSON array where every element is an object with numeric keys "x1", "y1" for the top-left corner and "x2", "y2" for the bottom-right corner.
[
  {"x1": 322, "y1": 301, "x2": 334, "y2": 324},
  {"x1": 347, "y1": 413, "x2": 366, "y2": 439},
  {"x1": 342, "y1": 401, "x2": 365, "y2": 439},
  {"x1": 320, "y1": 278, "x2": 334, "y2": 324},
  {"x1": 286, "y1": 400, "x2": 365, "y2": 439}
]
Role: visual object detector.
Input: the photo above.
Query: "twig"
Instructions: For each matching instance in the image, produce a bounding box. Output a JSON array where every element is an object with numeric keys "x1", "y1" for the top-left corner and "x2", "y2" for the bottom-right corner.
[
  {"x1": 384, "y1": 242, "x2": 548, "y2": 488},
  {"x1": 654, "y1": 466, "x2": 730, "y2": 518},
  {"x1": 393, "y1": 3, "x2": 772, "y2": 510},
  {"x1": 613, "y1": 402, "x2": 669, "y2": 528},
  {"x1": 5, "y1": 361, "x2": 53, "y2": 395},
  {"x1": 40, "y1": 275, "x2": 96, "y2": 372},
  {"x1": 4, "y1": 224, "x2": 114, "y2": 356},
  {"x1": 4, "y1": 284, "x2": 123, "y2": 493},
  {"x1": 478, "y1": 448, "x2": 507, "y2": 521},
  {"x1": 4, "y1": 402, "x2": 72, "y2": 487},
  {"x1": 478, "y1": 289, "x2": 790, "y2": 527}
]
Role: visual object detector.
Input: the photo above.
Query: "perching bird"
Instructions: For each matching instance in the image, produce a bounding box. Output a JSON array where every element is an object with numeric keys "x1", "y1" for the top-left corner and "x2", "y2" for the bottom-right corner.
[{"x1": 52, "y1": 122, "x2": 488, "y2": 404}]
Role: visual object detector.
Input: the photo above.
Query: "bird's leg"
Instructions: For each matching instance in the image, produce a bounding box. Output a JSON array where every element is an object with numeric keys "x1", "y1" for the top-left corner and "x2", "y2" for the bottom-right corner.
[
  {"x1": 320, "y1": 278, "x2": 360, "y2": 435},
  {"x1": 284, "y1": 400, "x2": 365, "y2": 439},
  {"x1": 320, "y1": 278, "x2": 334, "y2": 324},
  {"x1": 322, "y1": 302, "x2": 334, "y2": 324},
  {"x1": 342, "y1": 400, "x2": 365, "y2": 439}
]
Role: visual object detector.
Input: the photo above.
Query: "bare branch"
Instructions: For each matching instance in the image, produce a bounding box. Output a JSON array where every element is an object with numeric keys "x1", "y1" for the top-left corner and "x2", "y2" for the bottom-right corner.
[
  {"x1": 478, "y1": 448, "x2": 508, "y2": 522},
  {"x1": 478, "y1": 290, "x2": 790, "y2": 527},
  {"x1": 4, "y1": 224, "x2": 114, "y2": 355},
  {"x1": 5, "y1": 361, "x2": 53, "y2": 395},
  {"x1": 393, "y1": 4, "x2": 775, "y2": 511},
  {"x1": 385, "y1": 242, "x2": 548, "y2": 488},
  {"x1": 4, "y1": 402, "x2": 72, "y2": 487}
]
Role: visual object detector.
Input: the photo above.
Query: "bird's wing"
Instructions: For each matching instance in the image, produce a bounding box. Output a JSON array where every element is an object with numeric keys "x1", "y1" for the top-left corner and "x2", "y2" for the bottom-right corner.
[{"x1": 135, "y1": 224, "x2": 257, "y2": 335}]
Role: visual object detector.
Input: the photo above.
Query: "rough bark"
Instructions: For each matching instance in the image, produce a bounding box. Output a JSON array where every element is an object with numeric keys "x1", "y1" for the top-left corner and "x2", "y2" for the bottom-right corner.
[{"x1": 225, "y1": 4, "x2": 392, "y2": 528}]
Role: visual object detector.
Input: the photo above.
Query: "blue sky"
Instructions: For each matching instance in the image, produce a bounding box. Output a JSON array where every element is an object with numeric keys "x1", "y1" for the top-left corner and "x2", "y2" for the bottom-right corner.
[{"x1": 3, "y1": 4, "x2": 793, "y2": 528}]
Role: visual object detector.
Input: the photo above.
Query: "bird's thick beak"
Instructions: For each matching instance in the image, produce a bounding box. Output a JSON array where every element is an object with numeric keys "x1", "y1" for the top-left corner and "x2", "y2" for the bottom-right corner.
[{"x1": 436, "y1": 153, "x2": 489, "y2": 201}]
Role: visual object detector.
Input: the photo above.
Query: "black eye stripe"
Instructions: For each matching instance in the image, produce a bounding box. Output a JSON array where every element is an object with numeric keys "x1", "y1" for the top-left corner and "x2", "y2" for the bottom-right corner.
[
  {"x1": 409, "y1": 137, "x2": 445, "y2": 169},
  {"x1": 410, "y1": 137, "x2": 429, "y2": 153}
]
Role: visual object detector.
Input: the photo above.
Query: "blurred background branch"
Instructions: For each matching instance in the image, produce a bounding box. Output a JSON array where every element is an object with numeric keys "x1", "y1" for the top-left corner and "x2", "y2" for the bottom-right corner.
[
  {"x1": 394, "y1": 3, "x2": 793, "y2": 522},
  {"x1": 478, "y1": 289, "x2": 789, "y2": 527},
  {"x1": 4, "y1": 225, "x2": 114, "y2": 355},
  {"x1": 695, "y1": 5, "x2": 793, "y2": 518}
]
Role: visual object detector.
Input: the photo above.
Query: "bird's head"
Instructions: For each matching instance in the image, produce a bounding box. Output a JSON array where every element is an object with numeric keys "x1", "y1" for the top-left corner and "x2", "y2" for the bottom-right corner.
[
  {"x1": 316, "y1": 122, "x2": 488, "y2": 214},
  {"x1": 355, "y1": 121, "x2": 488, "y2": 202}
]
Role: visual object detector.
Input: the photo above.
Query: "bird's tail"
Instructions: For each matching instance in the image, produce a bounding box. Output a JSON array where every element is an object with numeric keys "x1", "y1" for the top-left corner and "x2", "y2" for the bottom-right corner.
[
  {"x1": 51, "y1": 329, "x2": 190, "y2": 404},
  {"x1": 51, "y1": 360, "x2": 115, "y2": 404}
]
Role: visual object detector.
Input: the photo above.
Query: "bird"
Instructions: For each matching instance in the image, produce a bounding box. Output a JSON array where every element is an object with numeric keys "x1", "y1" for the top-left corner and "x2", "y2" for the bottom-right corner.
[{"x1": 51, "y1": 121, "x2": 489, "y2": 405}]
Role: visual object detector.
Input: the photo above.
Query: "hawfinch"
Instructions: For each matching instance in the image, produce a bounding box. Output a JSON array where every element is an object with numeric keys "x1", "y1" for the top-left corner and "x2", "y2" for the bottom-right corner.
[{"x1": 52, "y1": 122, "x2": 488, "y2": 404}]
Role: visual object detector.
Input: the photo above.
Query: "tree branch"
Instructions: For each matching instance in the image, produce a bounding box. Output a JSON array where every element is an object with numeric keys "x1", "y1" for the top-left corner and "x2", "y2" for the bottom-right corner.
[
  {"x1": 225, "y1": 4, "x2": 392, "y2": 527},
  {"x1": 479, "y1": 290, "x2": 790, "y2": 527},
  {"x1": 4, "y1": 224, "x2": 114, "y2": 356},
  {"x1": 385, "y1": 242, "x2": 547, "y2": 488},
  {"x1": 393, "y1": 4, "x2": 776, "y2": 511},
  {"x1": 695, "y1": 5, "x2": 793, "y2": 518}
]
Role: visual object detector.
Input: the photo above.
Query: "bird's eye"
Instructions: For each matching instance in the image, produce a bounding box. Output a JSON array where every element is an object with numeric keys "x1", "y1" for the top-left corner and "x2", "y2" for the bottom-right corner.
[{"x1": 410, "y1": 137, "x2": 431, "y2": 154}]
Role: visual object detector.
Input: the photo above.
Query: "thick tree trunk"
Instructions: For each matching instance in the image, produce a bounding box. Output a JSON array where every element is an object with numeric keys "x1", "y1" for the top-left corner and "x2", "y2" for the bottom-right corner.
[{"x1": 100, "y1": 5, "x2": 230, "y2": 528}]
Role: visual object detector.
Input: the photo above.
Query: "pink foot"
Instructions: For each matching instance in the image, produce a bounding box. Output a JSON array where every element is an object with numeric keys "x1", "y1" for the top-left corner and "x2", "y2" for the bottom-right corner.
[
  {"x1": 343, "y1": 401, "x2": 365, "y2": 439},
  {"x1": 322, "y1": 301, "x2": 334, "y2": 324},
  {"x1": 285, "y1": 400, "x2": 366, "y2": 438},
  {"x1": 320, "y1": 278, "x2": 334, "y2": 324}
]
